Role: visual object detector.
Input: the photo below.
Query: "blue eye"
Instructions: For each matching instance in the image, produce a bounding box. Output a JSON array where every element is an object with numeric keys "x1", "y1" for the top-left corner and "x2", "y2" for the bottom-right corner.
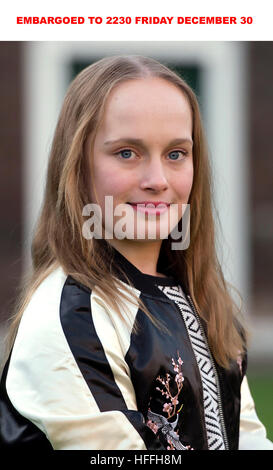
[
  {"x1": 168, "y1": 151, "x2": 184, "y2": 160},
  {"x1": 120, "y1": 149, "x2": 133, "y2": 159}
]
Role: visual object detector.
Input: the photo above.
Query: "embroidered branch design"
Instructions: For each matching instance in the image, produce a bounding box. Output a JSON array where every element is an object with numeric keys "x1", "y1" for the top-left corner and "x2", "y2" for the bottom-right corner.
[
  {"x1": 146, "y1": 352, "x2": 193, "y2": 450},
  {"x1": 155, "y1": 352, "x2": 184, "y2": 419}
]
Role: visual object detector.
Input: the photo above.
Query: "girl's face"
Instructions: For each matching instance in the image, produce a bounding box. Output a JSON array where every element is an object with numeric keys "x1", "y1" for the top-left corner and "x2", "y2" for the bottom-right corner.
[{"x1": 87, "y1": 77, "x2": 194, "y2": 244}]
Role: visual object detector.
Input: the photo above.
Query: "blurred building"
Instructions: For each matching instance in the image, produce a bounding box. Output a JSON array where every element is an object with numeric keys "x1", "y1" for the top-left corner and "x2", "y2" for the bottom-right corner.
[{"x1": 0, "y1": 41, "x2": 272, "y2": 367}]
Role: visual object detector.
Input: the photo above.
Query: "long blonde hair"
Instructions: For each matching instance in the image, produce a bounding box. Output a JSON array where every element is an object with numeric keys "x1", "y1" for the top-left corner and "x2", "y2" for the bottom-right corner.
[{"x1": 3, "y1": 55, "x2": 247, "y2": 369}]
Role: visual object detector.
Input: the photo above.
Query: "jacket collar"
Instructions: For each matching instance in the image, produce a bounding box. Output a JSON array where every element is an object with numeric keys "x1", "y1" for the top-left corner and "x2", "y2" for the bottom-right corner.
[{"x1": 110, "y1": 246, "x2": 181, "y2": 298}]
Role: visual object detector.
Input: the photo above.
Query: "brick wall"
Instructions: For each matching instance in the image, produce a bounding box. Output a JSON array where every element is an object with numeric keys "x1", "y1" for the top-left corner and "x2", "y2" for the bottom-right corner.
[
  {"x1": 250, "y1": 42, "x2": 273, "y2": 314},
  {"x1": 0, "y1": 42, "x2": 23, "y2": 324}
]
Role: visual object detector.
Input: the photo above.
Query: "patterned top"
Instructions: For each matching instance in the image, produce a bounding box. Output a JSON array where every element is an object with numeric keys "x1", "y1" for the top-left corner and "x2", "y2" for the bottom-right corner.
[{"x1": 157, "y1": 284, "x2": 226, "y2": 450}]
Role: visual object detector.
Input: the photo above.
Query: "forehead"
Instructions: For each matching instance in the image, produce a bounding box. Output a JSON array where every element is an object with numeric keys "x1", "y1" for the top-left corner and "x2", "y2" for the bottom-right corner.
[{"x1": 100, "y1": 77, "x2": 192, "y2": 132}]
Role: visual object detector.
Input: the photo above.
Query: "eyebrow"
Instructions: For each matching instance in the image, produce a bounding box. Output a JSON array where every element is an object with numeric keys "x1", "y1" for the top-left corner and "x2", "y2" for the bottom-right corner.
[{"x1": 103, "y1": 137, "x2": 193, "y2": 148}]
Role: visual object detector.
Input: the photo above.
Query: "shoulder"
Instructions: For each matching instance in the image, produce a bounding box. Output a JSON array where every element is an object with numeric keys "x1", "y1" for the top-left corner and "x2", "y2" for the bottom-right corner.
[
  {"x1": 5, "y1": 269, "x2": 139, "y2": 421},
  {"x1": 7, "y1": 268, "x2": 138, "y2": 383},
  {"x1": 10, "y1": 266, "x2": 116, "y2": 359},
  {"x1": 11, "y1": 266, "x2": 70, "y2": 356},
  {"x1": 6, "y1": 266, "x2": 100, "y2": 393},
  {"x1": 6, "y1": 267, "x2": 73, "y2": 386},
  {"x1": 4, "y1": 268, "x2": 124, "y2": 422}
]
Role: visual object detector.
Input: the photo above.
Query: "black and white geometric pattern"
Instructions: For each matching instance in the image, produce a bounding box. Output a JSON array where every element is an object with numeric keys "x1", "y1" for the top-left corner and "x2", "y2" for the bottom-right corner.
[{"x1": 157, "y1": 284, "x2": 226, "y2": 450}]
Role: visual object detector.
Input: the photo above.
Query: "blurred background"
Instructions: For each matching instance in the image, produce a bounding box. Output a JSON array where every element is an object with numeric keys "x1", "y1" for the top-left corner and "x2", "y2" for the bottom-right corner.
[{"x1": 0, "y1": 41, "x2": 272, "y2": 439}]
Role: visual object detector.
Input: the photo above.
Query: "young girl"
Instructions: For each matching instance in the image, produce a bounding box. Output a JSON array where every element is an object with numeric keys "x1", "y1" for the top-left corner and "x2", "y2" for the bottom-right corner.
[{"x1": 0, "y1": 55, "x2": 272, "y2": 450}]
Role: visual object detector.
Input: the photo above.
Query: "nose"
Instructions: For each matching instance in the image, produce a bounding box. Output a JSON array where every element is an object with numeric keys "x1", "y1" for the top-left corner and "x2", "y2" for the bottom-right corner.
[{"x1": 139, "y1": 158, "x2": 169, "y2": 192}]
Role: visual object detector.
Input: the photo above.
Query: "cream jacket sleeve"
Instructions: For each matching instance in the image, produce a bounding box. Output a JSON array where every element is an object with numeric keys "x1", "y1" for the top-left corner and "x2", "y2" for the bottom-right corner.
[{"x1": 239, "y1": 376, "x2": 273, "y2": 449}]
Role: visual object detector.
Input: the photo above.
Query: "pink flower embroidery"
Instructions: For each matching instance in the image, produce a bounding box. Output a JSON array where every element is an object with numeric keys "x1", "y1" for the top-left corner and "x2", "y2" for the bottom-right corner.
[
  {"x1": 146, "y1": 352, "x2": 194, "y2": 450},
  {"x1": 163, "y1": 403, "x2": 173, "y2": 413},
  {"x1": 156, "y1": 352, "x2": 185, "y2": 419}
]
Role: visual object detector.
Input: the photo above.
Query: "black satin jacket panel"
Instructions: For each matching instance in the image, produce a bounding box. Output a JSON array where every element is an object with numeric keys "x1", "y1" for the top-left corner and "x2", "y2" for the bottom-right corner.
[
  {"x1": 0, "y1": 247, "x2": 247, "y2": 450},
  {"x1": 109, "y1": 249, "x2": 247, "y2": 450},
  {"x1": 124, "y1": 294, "x2": 208, "y2": 450}
]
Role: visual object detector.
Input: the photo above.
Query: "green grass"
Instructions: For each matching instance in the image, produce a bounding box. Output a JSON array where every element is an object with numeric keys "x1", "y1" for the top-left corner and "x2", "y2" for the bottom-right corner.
[{"x1": 247, "y1": 374, "x2": 273, "y2": 442}]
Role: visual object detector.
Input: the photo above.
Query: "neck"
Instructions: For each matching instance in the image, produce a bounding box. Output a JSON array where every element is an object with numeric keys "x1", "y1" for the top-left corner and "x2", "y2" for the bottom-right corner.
[{"x1": 108, "y1": 239, "x2": 166, "y2": 277}]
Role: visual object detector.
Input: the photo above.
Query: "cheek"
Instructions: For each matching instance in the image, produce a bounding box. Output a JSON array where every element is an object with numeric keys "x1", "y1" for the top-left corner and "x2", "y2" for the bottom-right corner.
[
  {"x1": 174, "y1": 166, "x2": 194, "y2": 200},
  {"x1": 91, "y1": 162, "x2": 134, "y2": 204}
]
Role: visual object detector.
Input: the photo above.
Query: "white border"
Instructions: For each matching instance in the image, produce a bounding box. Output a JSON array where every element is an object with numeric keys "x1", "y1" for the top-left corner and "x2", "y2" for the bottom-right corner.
[{"x1": 1, "y1": 0, "x2": 271, "y2": 41}]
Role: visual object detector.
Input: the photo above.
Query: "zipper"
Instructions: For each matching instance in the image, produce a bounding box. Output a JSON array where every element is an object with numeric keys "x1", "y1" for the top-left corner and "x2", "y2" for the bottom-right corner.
[
  {"x1": 171, "y1": 294, "x2": 209, "y2": 448},
  {"x1": 186, "y1": 294, "x2": 229, "y2": 450}
]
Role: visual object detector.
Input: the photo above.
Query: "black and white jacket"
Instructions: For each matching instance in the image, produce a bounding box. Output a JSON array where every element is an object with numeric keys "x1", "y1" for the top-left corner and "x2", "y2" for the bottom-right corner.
[{"x1": 0, "y1": 248, "x2": 272, "y2": 450}]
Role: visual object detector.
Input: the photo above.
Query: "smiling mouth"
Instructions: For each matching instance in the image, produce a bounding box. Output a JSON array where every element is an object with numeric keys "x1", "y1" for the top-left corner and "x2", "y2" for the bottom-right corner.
[{"x1": 127, "y1": 202, "x2": 170, "y2": 215}]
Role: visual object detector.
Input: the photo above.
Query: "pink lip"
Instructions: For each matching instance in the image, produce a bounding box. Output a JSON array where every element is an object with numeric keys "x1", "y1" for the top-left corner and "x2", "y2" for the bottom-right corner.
[
  {"x1": 128, "y1": 201, "x2": 170, "y2": 207},
  {"x1": 128, "y1": 201, "x2": 170, "y2": 215}
]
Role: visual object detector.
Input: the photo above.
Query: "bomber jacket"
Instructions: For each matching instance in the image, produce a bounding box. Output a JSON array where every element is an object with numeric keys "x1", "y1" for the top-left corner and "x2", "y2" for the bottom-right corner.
[{"x1": 0, "y1": 247, "x2": 272, "y2": 450}]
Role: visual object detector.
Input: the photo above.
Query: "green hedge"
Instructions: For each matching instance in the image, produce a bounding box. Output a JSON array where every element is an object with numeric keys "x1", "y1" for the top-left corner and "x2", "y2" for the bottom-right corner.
[{"x1": 247, "y1": 375, "x2": 273, "y2": 442}]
